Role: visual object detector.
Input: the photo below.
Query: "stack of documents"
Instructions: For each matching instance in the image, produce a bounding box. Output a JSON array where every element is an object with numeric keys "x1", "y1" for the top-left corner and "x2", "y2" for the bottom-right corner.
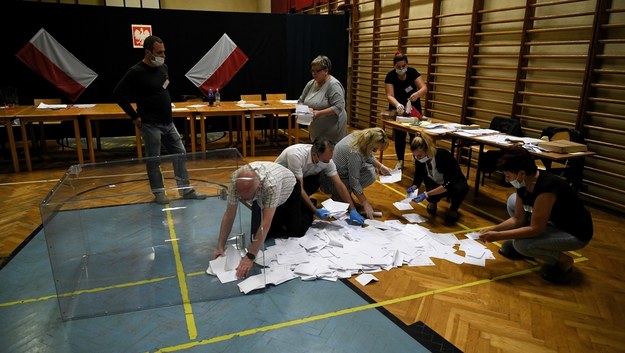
[{"x1": 294, "y1": 104, "x2": 313, "y2": 126}]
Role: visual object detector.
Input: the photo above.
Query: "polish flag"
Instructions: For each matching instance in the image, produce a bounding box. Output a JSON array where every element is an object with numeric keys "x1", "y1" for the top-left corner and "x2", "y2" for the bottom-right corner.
[
  {"x1": 186, "y1": 33, "x2": 248, "y2": 96},
  {"x1": 15, "y1": 28, "x2": 98, "y2": 102}
]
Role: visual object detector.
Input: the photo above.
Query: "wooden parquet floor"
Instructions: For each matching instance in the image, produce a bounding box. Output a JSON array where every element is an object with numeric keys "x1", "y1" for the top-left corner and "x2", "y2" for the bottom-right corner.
[{"x1": 1, "y1": 136, "x2": 624, "y2": 353}]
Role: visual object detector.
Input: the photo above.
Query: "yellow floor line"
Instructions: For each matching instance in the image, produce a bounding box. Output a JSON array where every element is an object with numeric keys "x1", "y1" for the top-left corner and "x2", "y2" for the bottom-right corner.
[
  {"x1": 153, "y1": 256, "x2": 589, "y2": 353},
  {"x1": 165, "y1": 207, "x2": 198, "y2": 340}
]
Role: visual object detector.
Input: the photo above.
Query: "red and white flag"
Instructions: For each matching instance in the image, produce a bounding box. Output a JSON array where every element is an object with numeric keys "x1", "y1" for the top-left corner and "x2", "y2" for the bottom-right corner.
[
  {"x1": 16, "y1": 28, "x2": 98, "y2": 102},
  {"x1": 186, "y1": 33, "x2": 248, "y2": 96}
]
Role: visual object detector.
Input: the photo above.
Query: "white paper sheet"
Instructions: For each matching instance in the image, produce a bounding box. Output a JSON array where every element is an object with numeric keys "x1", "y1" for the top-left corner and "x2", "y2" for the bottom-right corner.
[
  {"x1": 355, "y1": 273, "x2": 379, "y2": 286},
  {"x1": 380, "y1": 169, "x2": 402, "y2": 183}
]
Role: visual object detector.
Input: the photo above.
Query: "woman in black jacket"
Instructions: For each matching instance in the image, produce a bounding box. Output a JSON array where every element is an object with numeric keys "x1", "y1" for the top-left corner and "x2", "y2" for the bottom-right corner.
[{"x1": 407, "y1": 132, "x2": 468, "y2": 223}]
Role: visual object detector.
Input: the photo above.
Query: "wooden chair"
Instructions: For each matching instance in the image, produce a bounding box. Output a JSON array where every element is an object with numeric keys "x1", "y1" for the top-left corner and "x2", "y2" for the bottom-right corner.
[
  {"x1": 265, "y1": 93, "x2": 288, "y2": 143},
  {"x1": 241, "y1": 94, "x2": 269, "y2": 143},
  {"x1": 33, "y1": 98, "x2": 67, "y2": 151}
]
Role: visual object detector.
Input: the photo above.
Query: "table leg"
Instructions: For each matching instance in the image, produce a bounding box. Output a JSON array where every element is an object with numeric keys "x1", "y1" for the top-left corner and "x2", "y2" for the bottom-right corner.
[
  {"x1": 473, "y1": 144, "x2": 484, "y2": 196},
  {"x1": 287, "y1": 113, "x2": 292, "y2": 145},
  {"x1": 86, "y1": 117, "x2": 96, "y2": 163},
  {"x1": 20, "y1": 122, "x2": 32, "y2": 172},
  {"x1": 200, "y1": 114, "x2": 206, "y2": 152},
  {"x1": 135, "y1": 127, "x2": 142, "y2": 158},
  {"x1": 190, "y1": 115, "x2": 197, "y2": 153},
  {"x1": 6, "y1": 121, "x2": 20, "y2": 172},
  {"x1": 72, "y1": 119, "x2": 84, "y2": 164},
  {"x1": 240, "y1": 114, "x2": 247, "y2": 158},
  {"x1": 250, "y1": 114, "x2": 255, "y2": 157}
]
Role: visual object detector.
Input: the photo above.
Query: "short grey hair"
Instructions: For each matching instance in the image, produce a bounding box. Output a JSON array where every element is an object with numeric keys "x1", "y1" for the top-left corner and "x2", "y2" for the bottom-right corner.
[{"x1": 311, "y1": 55, "x2": 332, "y2": 72}]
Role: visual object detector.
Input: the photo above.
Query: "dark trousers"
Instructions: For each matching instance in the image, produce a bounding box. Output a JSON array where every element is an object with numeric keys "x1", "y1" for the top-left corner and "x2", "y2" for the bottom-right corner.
[
  {"x1": 251, "y1": 180, "x2": 313, "y2": 239},
  {"x1": 394, "y1": 130, "x2": 415, "y2": 161},
  {"x1": 424, "y1": 178, "x2": 469, "y2": 211},
  {"x1": 303, "y1": 174, "x2": 321, "y2": 196}
]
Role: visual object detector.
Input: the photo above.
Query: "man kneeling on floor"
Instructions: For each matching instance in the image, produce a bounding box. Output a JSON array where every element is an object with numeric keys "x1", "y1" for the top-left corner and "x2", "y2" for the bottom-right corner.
[{"x1": 214, "y1": 162, "x2": 313, "y2": 278}]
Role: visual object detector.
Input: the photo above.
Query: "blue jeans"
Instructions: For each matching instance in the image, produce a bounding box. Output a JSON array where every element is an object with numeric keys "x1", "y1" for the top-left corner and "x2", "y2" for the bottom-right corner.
[
  {"x1": 140, "y1": 122, "x2": 189, "y2": 193},
  {"x1": 506, "y1": 193, "x2": 588, "y2": 265}
]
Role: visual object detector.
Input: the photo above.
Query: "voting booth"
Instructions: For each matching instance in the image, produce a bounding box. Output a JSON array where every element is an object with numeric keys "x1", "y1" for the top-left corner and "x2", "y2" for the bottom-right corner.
[{"x1": 40, "y1": 148, "x2": 265, "y2": 321}]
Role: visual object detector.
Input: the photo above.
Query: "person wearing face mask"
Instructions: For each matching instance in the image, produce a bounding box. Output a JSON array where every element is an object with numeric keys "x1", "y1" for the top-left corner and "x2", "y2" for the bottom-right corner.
[
  {"x1": 214, "y1": 162, "x2": 313, "y2": 278},
  {"x1": 113, "y1": 35, "x2": 205, "y2": 205},
  {"x1": 407, "y1": 132, "x2": 468, "y2": 223},
  {"x1": 478, "y1": 147, "x2": 593, "y2": 284},
  {"x1": 297, "y1": 55, "x2": 347, "y2": 144},
  {"x1": 275, "y1": 138, "x2": 364, "y2": 225},
  {"x1": 319, "y1": 128, "x2": 392, "y2": 219},
  {"x1": 385, "y1": 52, "x2": 428, "y2": 170}
]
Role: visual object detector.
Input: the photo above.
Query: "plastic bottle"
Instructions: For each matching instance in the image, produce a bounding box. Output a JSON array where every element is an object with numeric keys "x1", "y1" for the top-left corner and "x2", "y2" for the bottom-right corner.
[
  {"x1": 215, "y1": 88, "x2": 221, "y2": 107},
  {"x1": 207, "y1": 88, "x2": 215, "y2": 106}
]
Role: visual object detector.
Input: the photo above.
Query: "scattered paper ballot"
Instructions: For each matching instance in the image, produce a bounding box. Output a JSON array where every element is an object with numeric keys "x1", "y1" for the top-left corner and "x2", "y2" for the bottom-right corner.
[
  {"x1": 402, "y1": 213, "x2": 428, "y2": 223},
  {"x1": 321, "y1": 198, "x2": 350, "y2": 217},
  {"x1": 294, "y1": 104, "x2": 313, "y2": 125},
  {"x1": 393, "y1": 201, "x2": 414, "y2": 211},
  {"x1": 380, "y1": 169, "x2": 402, "y2": 183},
  {"x1": 355, "y1": 273, "x2": 379, "y2": 286},
  {"x1": 206, "y1": 245, "x2": 241, "y2": 283}
]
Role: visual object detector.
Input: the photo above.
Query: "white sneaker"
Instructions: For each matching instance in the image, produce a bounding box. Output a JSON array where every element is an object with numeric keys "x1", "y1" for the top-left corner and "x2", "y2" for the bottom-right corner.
[{"x1": 395, "y1": 160, "x2": 404, "y2": 170}]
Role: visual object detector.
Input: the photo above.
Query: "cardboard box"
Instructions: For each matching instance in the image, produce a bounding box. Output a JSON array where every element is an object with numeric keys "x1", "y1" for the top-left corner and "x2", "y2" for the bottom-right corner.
[{"x1": 538, "y1": 140, "x2": 588, "y2": 153}]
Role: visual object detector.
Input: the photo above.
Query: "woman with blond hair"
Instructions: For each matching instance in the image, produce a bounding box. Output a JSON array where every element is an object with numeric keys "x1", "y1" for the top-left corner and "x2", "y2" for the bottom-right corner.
[
  {"x1": 407, "y1": 132, "x2": 468, "y2": 223},
  {"x1": 320, "y1": 127, "x2": 392, "y2": 219}
]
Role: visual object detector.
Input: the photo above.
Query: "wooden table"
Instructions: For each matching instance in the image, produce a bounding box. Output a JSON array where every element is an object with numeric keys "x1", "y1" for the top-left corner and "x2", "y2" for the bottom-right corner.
[
  {"x1": 380, "y1": 119, "x2": 449, "y2": 162},
  {"x1": 16, "y1": 106, "x2": 85, "y2": 172},
  {"x1": 0, "y1": 106, "x2": 30, "y2": 172},
  {"x1": 246, "y1": 100, "x2": 297, "y2": 156},
  {"x1": 81, "y1": 102, "x2": 202, "y2": 163},
  {"x1": 192, "y1": 102, "x2": 247, "y2": 155},
  {"x1": 448, "y1": 131, "x2": 596, "y2": 195}
]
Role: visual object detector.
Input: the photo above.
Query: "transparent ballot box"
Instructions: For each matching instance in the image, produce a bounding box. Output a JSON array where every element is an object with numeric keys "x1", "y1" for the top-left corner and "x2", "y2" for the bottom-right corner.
[{"x1": 40, "y1": 148, "x2": 266, "y2": 321}]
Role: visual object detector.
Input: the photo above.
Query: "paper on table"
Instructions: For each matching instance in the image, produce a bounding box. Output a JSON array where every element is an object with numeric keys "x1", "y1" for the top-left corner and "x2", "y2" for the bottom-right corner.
[
  {"x1": 280, "y1": 99, "x2": 298, "y2": 104},
  {"x1": 186, "y1": 104, "x2": 207, "y2": 108},
  {"x1": 72, "y1": 104, "x2": 96, "y2": 108},
  {"x1": 172, "y1": 107, "x2": 189, "y2": 111},
  {"x1": 380, "y1": 169, "x2": 402, "y2": 183},
  {"x1": 37, "y1": 102, "x2": 67, "y2": 109},
  {"x1": 355, "y1": 273, "x2": 379, "y2": 286}
]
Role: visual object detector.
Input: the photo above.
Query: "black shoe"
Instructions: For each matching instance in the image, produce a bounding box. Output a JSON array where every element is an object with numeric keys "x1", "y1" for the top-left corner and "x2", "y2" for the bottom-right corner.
[
  {"x1": 154, "y1": 192, "x2": 169, "y2": 205},
  {"x1": 444, "y1": 210, "x2": 459, "y2": 223},
  {"x1": 541, "y1": 264, "x2": 573, "y2": 284},
  {"x1": 426, "y1": 202, "x2": 437, "y2": 215},
  {"x1": 498, "y1": 240, "x2": 534, "y2": 260}
]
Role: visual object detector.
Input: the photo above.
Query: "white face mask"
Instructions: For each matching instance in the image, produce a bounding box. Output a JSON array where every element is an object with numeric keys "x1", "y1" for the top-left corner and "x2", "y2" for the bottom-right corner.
[
  {"x1": 509, "y1": 175, "x2": 525, "y2": 189},
  {"x1": 395, "y1": 68, "x2": 407, "y2": 75},
  {"x1": 418, "y1": 156, "x2": 429, "y2": 163},
  {"x1": 150, "y1": 52, "x2": 165, "y2": 67},
  {"x1": 316, "y1": 161, "x2": 328, "y2": 169}
]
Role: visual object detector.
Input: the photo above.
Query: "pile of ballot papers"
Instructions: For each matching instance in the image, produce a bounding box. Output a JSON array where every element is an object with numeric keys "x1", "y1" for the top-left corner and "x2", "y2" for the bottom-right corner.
[{"x1": 207, "y1": 204, "x2": 495, "y2": 294}]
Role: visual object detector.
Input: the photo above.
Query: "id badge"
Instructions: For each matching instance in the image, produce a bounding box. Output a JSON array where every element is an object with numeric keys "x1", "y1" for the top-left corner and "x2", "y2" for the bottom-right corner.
[
  {"x1": 405, "y1": 86, "x2": 413, "y2": 93},
  {"x1": 163, "y1": 79, "x2": 169, "y2": 89}
]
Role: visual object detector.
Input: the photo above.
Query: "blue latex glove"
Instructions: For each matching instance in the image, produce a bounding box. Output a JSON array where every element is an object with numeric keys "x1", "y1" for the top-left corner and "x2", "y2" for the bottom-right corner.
[
  {"x1": 315, "y1": 208, "x2": 330, "y2": 219},
  {"x1": 412, "y1": 192, "x2": 427, "y2": 203},
  {"x1": 406, "y1": 186, "x2": 416, "y2": 194},
  {"x1": 348, "y1": 208, "x2": 364, "y2": 225}
]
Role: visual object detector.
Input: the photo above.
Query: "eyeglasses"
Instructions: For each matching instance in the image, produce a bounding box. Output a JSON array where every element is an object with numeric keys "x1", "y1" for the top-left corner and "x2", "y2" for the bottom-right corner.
[{"x1": 311, "y1": 68, "x2": 326, "y2": 74}]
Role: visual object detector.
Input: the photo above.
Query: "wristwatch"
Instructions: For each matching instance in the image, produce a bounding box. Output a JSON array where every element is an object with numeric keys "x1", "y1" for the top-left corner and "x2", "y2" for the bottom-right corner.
[{"x1": 245, "y1": 252, "x2": 255, "y2": 261}]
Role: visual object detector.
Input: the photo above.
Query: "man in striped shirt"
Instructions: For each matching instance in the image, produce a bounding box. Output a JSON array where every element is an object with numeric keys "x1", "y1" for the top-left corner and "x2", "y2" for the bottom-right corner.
[{"x1": 214, "y1": 161, "x2": 312, "y2": 278}]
